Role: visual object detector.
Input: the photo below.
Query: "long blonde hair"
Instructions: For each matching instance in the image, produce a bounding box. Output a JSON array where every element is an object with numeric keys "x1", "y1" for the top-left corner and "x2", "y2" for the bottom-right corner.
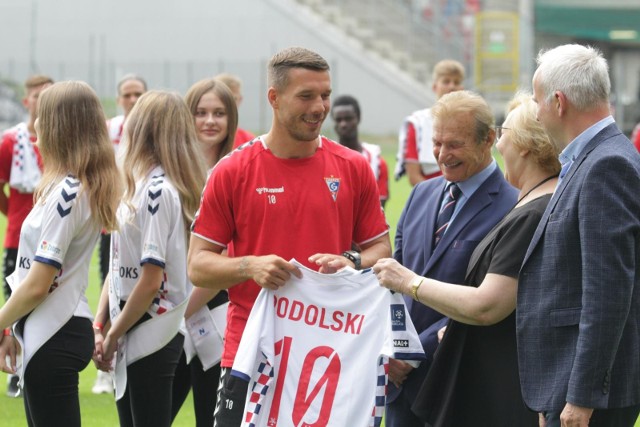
[
  {"x1": 35, "y1": 81, "x2": 121, "y2": 230},
  {"x1": 121, "y1": 90, "x2": 206, "y2": 229}
]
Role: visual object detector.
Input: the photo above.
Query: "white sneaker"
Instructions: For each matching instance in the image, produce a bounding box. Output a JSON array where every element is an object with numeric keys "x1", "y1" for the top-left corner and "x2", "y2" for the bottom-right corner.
[
  {"x1": 91, "y1": 370, "x2": 114, "y2": 395},
  {"x1": 6, "y1": 374, "x2": 21, "y2": 398}
]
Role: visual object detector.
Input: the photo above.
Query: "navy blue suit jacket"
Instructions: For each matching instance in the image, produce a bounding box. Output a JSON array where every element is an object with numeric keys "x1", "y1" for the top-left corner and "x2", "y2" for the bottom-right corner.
[
  {"x1": 518, "y1": 123, "x2": 640, "y2": 412},
  {"x1": 389, "y1": 166, "x2": 517, "y2": 404}
]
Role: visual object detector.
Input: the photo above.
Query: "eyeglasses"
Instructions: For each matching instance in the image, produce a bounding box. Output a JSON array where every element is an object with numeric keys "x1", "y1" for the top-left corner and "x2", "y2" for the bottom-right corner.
[{"x1": 495, "y1": 126, "x2": 510, "y2": 140}]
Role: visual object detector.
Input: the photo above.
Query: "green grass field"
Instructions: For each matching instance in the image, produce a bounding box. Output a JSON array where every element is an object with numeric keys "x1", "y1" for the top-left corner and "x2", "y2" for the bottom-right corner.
[{"x1": 1, "y1": 136, "x2": 638, "y2": 426}]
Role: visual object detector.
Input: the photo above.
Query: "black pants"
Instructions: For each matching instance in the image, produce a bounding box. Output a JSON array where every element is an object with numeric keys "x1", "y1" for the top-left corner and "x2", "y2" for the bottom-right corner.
[
  {"x1": 3, "y1": 247, "x2": 18, "y2": 301},
  {"x1": 171, "y1": 350, "x2": 222, "y2": 427},
  {"x1": 98, "y1": 233, "x2": 110, "y2": 285},
  {"x1": 23, "y1": 316, "x2": 93, "y2": 427},
  {"x1": 116, "y1": 333, "x2": 184, "y2": 427},
  {"x1": 213, "y1": 367, "x2": 250, "y2": 427}
]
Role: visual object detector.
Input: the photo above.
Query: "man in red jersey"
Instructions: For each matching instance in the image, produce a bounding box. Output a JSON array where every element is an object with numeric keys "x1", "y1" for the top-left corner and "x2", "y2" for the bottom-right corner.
[
  {"x1": 0, "y1": 74, "x2": 52, "y2": 397},
  {"x1": 189, "y1": 47, "x2": 391, "y2": 427}
]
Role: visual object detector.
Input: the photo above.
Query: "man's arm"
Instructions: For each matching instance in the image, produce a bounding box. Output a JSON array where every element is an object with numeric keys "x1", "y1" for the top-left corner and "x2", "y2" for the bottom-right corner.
[
  {"x1": 187, "y1": 235, "x2": 301, "y2": 291},
  {"x1": 308, "y1": 233, "x2": 391, "y2": 273}
]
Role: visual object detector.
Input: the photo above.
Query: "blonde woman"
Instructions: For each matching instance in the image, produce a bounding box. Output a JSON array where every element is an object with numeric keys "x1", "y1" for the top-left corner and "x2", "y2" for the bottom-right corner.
[
  {"x1": 171, "y1": 78, "x2": 237, "y2": 427},
  {"x1": 374, "y1": 92, "x2": 560, "y2": 427},
  {"x1": 0, "y1": 81, "x2": 121, "y2": 426},
  {"x1": 93, "y1": 91, "x2": 206, "y2": 427}
]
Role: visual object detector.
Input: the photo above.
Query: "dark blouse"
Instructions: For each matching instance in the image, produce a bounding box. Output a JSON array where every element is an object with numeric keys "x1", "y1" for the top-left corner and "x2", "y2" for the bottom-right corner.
[{"x1": 411, "y1": 194, "x2": 552, "y2": 427}]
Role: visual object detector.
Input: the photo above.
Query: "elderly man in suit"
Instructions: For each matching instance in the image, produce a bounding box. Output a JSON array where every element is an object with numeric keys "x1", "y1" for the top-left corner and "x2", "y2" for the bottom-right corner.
[
  {"x1": 518, "y1": 44, "x2": 640, "y2": 427},
  {"x1": 385, "y1": 90, "x2": 518, "y2": 427}
]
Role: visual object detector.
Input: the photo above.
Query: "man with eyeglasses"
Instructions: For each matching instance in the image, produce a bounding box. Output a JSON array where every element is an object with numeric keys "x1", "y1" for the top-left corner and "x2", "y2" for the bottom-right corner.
[{"x1": 385, "y1": 90, "x2": 517, "y2": 427}]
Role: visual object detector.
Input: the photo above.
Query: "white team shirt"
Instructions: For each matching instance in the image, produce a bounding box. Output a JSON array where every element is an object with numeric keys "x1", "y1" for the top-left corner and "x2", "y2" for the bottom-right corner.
[
  {"x1": 107, "y1": 115, "x2": 125, "y2": 147},
  {"x1": 8, "y1": 175, "x2": 99, "y2": 380},
  {"x1": 395, "y1": 108, "x2": 440, "y2": 180},
  {"x1": 110, "y1": 165, "x2": 190, "y2": 313},
  {"x1": 231, "y1": 260, "x2": 425, "y2": 427},
  {"x1": 361, "y1": 142, "x2": 381, "y2": 181}
]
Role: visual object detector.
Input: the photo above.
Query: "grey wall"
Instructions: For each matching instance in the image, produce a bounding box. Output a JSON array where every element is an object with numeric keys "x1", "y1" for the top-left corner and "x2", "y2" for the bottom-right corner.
[{"x1": 0, "y1": 0, "x2": 431, "y2": 135}]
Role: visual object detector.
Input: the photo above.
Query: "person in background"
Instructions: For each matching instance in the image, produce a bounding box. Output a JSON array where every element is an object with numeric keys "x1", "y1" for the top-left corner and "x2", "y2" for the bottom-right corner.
[
  {"x1": 395, "y1": 59, "x2": 465, "y2": 186},
  {"x1": 171, "y1": 78, "x2": 237, "y2": 427},
  {"x1": 215, "y1": 73, "x2": 255, "y2": 148},
  {"x1": 92, "y1": 74, "x2": 147, "y2": 395},
  {"x1": 0, "y1": 74, "x2": 53, "y2": 397},
  {"x1": 381, "y1": 90, "x2": 518, "y2": 427},
  {"x1": 332, "y1": 94, "x2": 389, "y2": 208},
  {"x1": 519, "y1": 43, "x2": 640, "y2": 427},
  {"x1": 374, "y1": 91, "x2": 559, "y2": 426},
  {"x1": 92, "y1": 91, "x2": 206, "y2": 427},
  {"x1": 630, "y1": 117, "x2": 640, "y2": 152},
  {"x1": 188, "y1": 46, "x2": 390, "y2": 427},
  {"x1": 0, "y1": 80, "x2": 121, "y2": 426}
]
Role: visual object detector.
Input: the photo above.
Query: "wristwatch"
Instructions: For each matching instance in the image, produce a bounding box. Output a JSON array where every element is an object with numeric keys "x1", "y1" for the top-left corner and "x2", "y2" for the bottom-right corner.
[{"x1": 342, "y1": 250, "x2": 361, "y2": 270}]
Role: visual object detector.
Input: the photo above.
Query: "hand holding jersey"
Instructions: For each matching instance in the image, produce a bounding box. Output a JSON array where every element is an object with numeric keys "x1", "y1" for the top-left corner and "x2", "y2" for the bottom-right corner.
[{"x1": 231, "y1": 260, "x2": 424, "y2": 427}]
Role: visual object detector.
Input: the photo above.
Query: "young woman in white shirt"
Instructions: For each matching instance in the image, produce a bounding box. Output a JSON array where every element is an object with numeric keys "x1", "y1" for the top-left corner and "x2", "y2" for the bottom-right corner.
[
  {"x1": 170, "y1": 78, "x2": 237, "y2": 427},
  {"x1": 92, "y1": 90, "x2": 206, "y2": 427},
  {"x1": 0, "y1": 81, "x2": 121, "y2": 426}
]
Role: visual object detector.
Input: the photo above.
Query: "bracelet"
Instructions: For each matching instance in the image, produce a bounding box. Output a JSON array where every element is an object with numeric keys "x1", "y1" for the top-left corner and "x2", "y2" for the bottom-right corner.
[
  {"x1": 93, "y1": 322, "x2": 103, "y2": 332},
  {"x1": 3, "y1": 328, "x2": 13, "y2": 337},
  {"x1": 410, "y1": 276, "x2": 424, "y2": 303}
]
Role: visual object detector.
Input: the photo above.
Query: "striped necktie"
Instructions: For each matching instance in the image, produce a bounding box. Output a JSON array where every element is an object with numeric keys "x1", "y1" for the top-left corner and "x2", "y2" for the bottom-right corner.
[{"x1": 434, "y1": 183, "x2": 461, "y2": 248}]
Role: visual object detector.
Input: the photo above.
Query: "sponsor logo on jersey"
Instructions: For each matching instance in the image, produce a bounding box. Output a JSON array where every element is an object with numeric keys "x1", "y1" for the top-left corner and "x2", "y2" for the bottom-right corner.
[
  {"x1": 40, "y1": 240, "x2": 62, "y2": 256},
  {"x1": 390, "y1": 304, "x2": 407, "y2": 331},
  {"x1": 119, "y1": 266, "x2": 139, "y2": 279},
  {"x1": 255, "y1": 186, "x2": 284, "y2": 195},
  {"x1": 144, "y1": 242, "x2": 160, "y2": 256},
  {"x1": 393, "y1": 339, "x2": 409, "y2": 348},
  {"x1": 19, "y1": 256, "x2": 31, "y2": 269},
  {"x1": 324, "y1": 176, "x2": 340, "y2": 201}
]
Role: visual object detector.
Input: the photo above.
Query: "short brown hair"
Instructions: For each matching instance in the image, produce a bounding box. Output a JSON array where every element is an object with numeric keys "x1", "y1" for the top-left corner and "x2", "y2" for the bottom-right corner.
[
  {"x1": 25, "y1": 74, "x2": 54, "y2": 90},
  {"x1": 215, "y1": 73, "x2": 242, "y2": 93},
  {"x1": 431, "y1": 90, "x2": 494, "y2": 144},
  {"x1": 267, "y1": 47, "x2": 330, "y2": 90},
  {"x1": 432, "y1": 60, "x2": 465, "y2": 83}
]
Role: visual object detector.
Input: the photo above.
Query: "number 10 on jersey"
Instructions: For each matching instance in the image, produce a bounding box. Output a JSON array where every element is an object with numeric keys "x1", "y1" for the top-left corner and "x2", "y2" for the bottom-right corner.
[{"x1": 268, "y1": 336, "x2": 341, "y2": 426}]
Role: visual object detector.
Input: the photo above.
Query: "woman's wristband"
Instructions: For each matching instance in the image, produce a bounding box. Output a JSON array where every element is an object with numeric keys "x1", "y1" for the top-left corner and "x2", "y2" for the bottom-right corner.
[
  {"x1": 93, "y1": 321, "x2": 104, "y2": 333},
  {"x1": 410, "y1": 276, "x2": 424, "y2": 303}
]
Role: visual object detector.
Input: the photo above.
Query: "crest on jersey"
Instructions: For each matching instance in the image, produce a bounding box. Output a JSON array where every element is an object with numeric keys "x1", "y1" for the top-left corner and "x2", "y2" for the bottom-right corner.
[
  {"x1": 324, "y1": 177, "x2": 341, "y2": 202},
  {"x1": 390, "y1": 304, "x2": 407, "y2": 331}
]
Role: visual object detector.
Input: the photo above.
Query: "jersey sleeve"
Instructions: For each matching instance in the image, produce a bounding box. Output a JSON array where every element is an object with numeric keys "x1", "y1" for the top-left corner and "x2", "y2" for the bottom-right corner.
[
  {"x1": 403, "y1": 123, "x2": 419, "y2": 162},
  {"x1": 387, "y1": 291, "x2": 426, "y2": 361},
  {"x1": 232, "y1": 288, "x2": 275, "y2": 427},
  {"x1": 34, "y1": 177, "x2": 88, "y2": 269},
  {"x1": 191, "y1": 160, "x2": 235, "y2": 248},
  {"x1": 139, "y1": 178, "x2": 180, "y2": 268},
  {"x1": 377, "y1": 157, "x2": 389, "y2": 201},
  {"x1": 0, "y1": 132, "x2": 15, "y2": 183}
]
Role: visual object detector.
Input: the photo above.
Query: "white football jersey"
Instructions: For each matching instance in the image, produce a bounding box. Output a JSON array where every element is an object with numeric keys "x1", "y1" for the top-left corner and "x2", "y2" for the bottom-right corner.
[
  {"x1": 110, "y1": 165, "x2": 190, "y2": 313},
  {"x1": 231, "y1": 260, "x2": 425, "y2": 427},
  {"x1": 10, "y1": 175, "x2": 99, "y2": 380}
]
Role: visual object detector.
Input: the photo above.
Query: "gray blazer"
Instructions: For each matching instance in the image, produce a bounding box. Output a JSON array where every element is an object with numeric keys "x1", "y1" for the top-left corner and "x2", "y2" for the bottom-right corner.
[{"x1": 517, "y1": 123, "x2": 640, "y2": 412}]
